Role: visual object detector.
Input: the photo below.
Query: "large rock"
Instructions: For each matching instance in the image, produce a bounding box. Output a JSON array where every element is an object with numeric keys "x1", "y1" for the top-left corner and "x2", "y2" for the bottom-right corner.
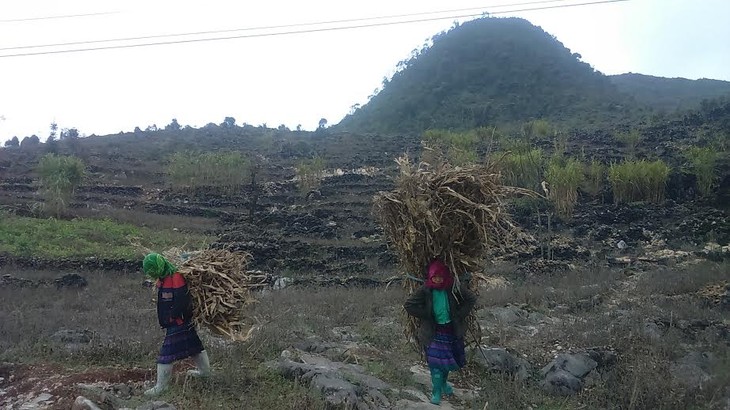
[
  {"x1": 540, "y1": 348, "x2": 616, "y2": 396},
  {"x1": 470, "y1": 347, "x2": 532, "y2": 381},
  {"x1": 51, "y1": 329, "x2": 93, "y2": 351},
  {"x1": 670, "y1": 351, "x2": 716, "y2": 389},
  {"x1": 136, "y1": 401, "x2": 177, "y2": 410},
  {"x1": 269, "y1": 349, "x2": 391, "y2": 409},
  {"x1": 71, "y1": 396, "x2": 102, "y2": 410}
]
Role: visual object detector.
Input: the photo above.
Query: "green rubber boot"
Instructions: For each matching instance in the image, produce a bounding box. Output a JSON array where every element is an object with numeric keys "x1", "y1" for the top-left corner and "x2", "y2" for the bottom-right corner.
[
  {"x1": 442, "y1": 370, "x2": 454, "y2": 396},
  {"x1": 430, "y1": 368, "x2": 443, "y2": 405}
]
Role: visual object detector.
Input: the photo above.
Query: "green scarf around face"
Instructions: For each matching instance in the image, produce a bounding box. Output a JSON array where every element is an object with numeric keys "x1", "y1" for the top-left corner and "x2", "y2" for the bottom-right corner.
[{"x1": 142, "y1": 253, "x2": 177, "y2": 280}]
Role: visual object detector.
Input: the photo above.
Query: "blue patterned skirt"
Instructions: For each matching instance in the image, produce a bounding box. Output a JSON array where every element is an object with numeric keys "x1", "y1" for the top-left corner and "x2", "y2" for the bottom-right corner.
[
  {"x1": 426, "y1": 324, "x2": 466, "y2": 371},
  {"x1": 157, "y1": 322, "x2": 204, "y2": 364}
]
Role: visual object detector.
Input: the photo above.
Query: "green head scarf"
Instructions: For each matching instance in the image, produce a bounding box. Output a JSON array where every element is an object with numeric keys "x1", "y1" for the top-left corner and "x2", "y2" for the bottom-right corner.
[{"x1": 142, "y1": 253, "x2": 177, "y2": 280}]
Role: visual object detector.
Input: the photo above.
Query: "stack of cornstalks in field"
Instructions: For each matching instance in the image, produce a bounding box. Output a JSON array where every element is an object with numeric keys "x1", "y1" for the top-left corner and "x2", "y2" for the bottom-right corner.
[
  {"x1": 154, "y1": 248, "x2": 268, "y2": 340},
  {"x1": 373, "y1": 155, "x2": 529, "y2": 347}
]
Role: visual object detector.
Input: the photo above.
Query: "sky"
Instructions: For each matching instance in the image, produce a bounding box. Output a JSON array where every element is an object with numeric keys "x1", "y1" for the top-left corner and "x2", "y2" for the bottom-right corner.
[{"x1": 0, "y1": 0, "x2": 728, "y2": 144}]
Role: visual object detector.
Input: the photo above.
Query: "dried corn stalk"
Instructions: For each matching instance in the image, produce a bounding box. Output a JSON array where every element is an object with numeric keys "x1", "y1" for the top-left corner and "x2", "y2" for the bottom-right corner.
[
  {"x1": 177, "y1": 249, "x2": 267, "y2": 340},
  {"x1": 373, "y1": 154, "x2": 532, "y2": 348}
]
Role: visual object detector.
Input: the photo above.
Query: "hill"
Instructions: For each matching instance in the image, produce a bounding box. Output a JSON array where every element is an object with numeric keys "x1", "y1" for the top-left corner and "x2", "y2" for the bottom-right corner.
[
  {"x1": 610, "y1": 73, "x2": 730, "y2": 113},
  {"x1": 337, "y1": 17, "x2": 730, "y2": 136},
  {"x1": 337, "y1": 17, "x2": 642, "y2": 135}
]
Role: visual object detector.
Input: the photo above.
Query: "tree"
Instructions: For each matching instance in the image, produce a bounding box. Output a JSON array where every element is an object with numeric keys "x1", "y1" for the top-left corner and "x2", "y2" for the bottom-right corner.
[
  {"x1": 222, "y1": 117, "x2": 236, "y2": 128},
  {"x1": 4, "y1": 136, "x2": 19, "y2": 147},
  {"x1": 60, "y1": 128, "x2": 79, "y2": 140},
  {"x1": 165, "y1": 119, "x2": 181, "y2": 131},
  {"x1": 49, "y1": 122, "x2": 58, "y2": 140},
  {"x1": 20, "y1": 135, "x2": 40, "y2": 147},
  {"x1": 318, "y1": 118, "x2": 328, "y2": 129}
]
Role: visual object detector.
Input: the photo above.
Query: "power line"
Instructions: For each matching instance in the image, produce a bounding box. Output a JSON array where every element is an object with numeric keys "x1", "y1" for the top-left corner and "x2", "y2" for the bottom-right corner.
[
  {"x1": 0, "y1": 0, "x2": 573, "y2": 51},
  {"x1": 0, "y1": 0, "x2": 629, "y2": 58},
  {"x1": 0, "y1": 11, "x2": 118, "y2": 23}
]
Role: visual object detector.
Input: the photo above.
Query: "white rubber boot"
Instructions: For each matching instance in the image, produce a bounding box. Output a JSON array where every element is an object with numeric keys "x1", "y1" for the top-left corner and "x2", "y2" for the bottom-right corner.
[
  {"x1": 144, "y1": 363, "x2": 173, "y2": 396},
  {"x1": 186, "y1": 350, "x2": 211, "y2": 378}
]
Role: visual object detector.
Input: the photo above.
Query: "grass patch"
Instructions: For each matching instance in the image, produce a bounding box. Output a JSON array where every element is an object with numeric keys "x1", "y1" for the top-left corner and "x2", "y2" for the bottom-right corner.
[
  {"x1": 545, "y1": 157, "x2": 584, "y2": 219},
  {"x1": 422, "y1": 128, "x2": 482, "y2": 165},
  {"x1": 685, "y1": 146, "x2": 719, "y2": 197},
  {"x1": 500, "y1": 146, "x2": 544, "y2": 190},
  {"x1": 296, "y1": 156, "x2": 326, "y2": 194},
  {"x1": 0, "y1": 213, "x2": 209, "y2": 259},
  {"x1": 608, "y1": 159, "x2": 670, "y2": 204},
  {"x1": 167, "y1": 151, "x2": 250, "y2": 194},
  {"x1": 583, "y1": 159, "x2": 605, "y2": 197}
]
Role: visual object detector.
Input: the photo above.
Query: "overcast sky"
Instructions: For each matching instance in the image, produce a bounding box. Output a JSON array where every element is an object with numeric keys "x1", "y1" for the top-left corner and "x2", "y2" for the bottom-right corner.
[{"x1": 0, "y1": 0, "x2": 728, "y2": 144}]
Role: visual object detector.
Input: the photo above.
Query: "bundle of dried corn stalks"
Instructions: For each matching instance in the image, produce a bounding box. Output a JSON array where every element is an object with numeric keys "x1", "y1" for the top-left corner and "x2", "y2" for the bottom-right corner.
[
  {"x1": 176, "y1": 249, "x2": 268, "y2": 340},
  {"x1": 132, "y1": 240, "x2": 265, "y2": 341},
  {"x1": 373, "y1": 155, "x2": 530, "y2": 347}
]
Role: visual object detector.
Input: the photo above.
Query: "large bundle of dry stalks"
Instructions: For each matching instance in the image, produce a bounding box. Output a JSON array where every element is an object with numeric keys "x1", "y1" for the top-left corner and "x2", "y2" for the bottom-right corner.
[
  {"x1": 140, "y1": 246, "x2": 266, "y2": 340},
  {"x1": 374, "y1": 155, "x2": 527, "y2": 346},
  {"x1": 176, "y1": 249, "x2": 268, "y2": 340}
]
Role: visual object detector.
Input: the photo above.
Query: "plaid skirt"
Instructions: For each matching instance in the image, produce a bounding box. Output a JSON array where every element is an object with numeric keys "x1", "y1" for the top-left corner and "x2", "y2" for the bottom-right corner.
[
  {"x1": 426, "y1": 324, "x2": 466, "y2": 371},
  {"x1": 157, "y1": 322, "x2": 204, "y2": 364}
]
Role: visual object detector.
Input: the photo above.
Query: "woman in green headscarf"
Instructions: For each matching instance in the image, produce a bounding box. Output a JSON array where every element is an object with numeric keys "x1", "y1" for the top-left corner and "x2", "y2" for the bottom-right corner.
[{"x1": 142, "y1": 253, "x2": 211, "y2": 397}]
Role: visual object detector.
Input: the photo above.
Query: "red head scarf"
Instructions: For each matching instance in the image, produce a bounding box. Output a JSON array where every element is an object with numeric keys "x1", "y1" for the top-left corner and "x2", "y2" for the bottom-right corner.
[{"x1": 424, "y1": 259, "x2": 454, "y2": 290}]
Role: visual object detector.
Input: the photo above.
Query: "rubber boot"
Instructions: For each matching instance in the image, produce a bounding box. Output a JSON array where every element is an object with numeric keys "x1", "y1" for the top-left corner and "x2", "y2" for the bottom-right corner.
[
  {"x1": 430, "y1": 368, "x2": 443, "y2": 405},
  {"x1": 442, "y1": 370, "x2": 454, "y2": 396},
  {"x1": 144, "y1": 363, "x2": 173, "y2": 397},
  {"x1": 187, "y1": 350, "x2": 211, "y2": 378}
]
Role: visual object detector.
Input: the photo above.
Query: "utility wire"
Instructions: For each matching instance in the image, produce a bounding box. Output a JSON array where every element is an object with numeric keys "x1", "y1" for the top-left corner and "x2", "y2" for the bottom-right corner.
[
  {"x1": 0, "y1": 11, "x2": 118, "y2": 23},
  {"x1": 0, "y1": 0, "x2": 573, "y2": 51},
  {"x1": 0, "y1": 0, "x2": 629, "y2": 58}
]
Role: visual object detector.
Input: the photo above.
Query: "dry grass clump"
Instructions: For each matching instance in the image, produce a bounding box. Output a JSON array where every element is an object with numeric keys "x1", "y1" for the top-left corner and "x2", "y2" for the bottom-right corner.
[{"x1": 373, "y1": 155, "x2": 530, "y2": 345}]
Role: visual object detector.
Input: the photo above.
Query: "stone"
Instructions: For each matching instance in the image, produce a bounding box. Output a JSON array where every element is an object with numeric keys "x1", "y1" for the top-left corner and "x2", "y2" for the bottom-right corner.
[
  {"x1": 471, "y1": 347, "x2": 532, "y2": 381},
  {"x1": 71, "y1": 396, "x2": 103, "y2": 410},
  {"x1": 540, "y1": 349, "x2": 615, "y2": 396},
  {"x1": 670, "y1": 351, "x2": 716, "y2": 389},
  {"x1": 51, "y1": 329, "x2": 92, "y2": 345},
  {"x1": 269, "y1": 349, "x2": 391, "y2": 409},
  {"x1": 136, "y1": 401, "x2": 177, "y2": 410},
  {"x1": 541, "y1": 369, "x2": 583, "y2": 396}
]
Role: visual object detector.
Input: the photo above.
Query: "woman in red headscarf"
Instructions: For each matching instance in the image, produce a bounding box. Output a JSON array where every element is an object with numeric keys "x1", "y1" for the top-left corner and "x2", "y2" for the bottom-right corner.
[{"x1": 404, "y1": 258, "x2": 477, "y2": 405}]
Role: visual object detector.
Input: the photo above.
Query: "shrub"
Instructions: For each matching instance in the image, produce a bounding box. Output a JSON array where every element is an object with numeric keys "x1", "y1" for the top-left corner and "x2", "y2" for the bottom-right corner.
[
  {"x1": 296, "y1": 156, "x2": 326, "y2": 193},
  {"x1": 36, "y1": 153, "x2": 85, "y2": 217},
  {"x1": 685, "y1": 146, "x2": 718, "y2": 196},
  {"x1": 545, "y1": 157, "x2": 584, "y2": 218},
  {"x1": 609, "y1": 159, "x2": 670, "y2": 204},
  {"x1": 167, "y1": 151, "x2": 250, "y2": 194}
]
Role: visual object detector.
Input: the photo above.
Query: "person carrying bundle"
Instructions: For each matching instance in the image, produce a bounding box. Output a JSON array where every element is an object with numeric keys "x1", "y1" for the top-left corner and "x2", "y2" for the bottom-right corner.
[
  {"x1": 404, "y1": 258, "x2": 477, "y2": 406},
  {"x1": 142, "y1": 253, "x2": 212, "y2": 397}
]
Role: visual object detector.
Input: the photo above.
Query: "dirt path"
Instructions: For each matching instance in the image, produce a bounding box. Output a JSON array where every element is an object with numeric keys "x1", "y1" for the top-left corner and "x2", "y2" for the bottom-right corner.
[{"x1": 0, "y1": 363, "x2": 151, "y2": 409}]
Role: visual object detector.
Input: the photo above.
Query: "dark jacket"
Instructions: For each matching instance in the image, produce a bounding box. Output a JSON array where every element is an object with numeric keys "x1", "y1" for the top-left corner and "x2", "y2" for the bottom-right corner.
[
  {"x1": 404, "y1": 284, "x2": 477, "y2": 348},
  {"x1": 156, "y1": 273, "x2": 194, "y2": 328}
]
